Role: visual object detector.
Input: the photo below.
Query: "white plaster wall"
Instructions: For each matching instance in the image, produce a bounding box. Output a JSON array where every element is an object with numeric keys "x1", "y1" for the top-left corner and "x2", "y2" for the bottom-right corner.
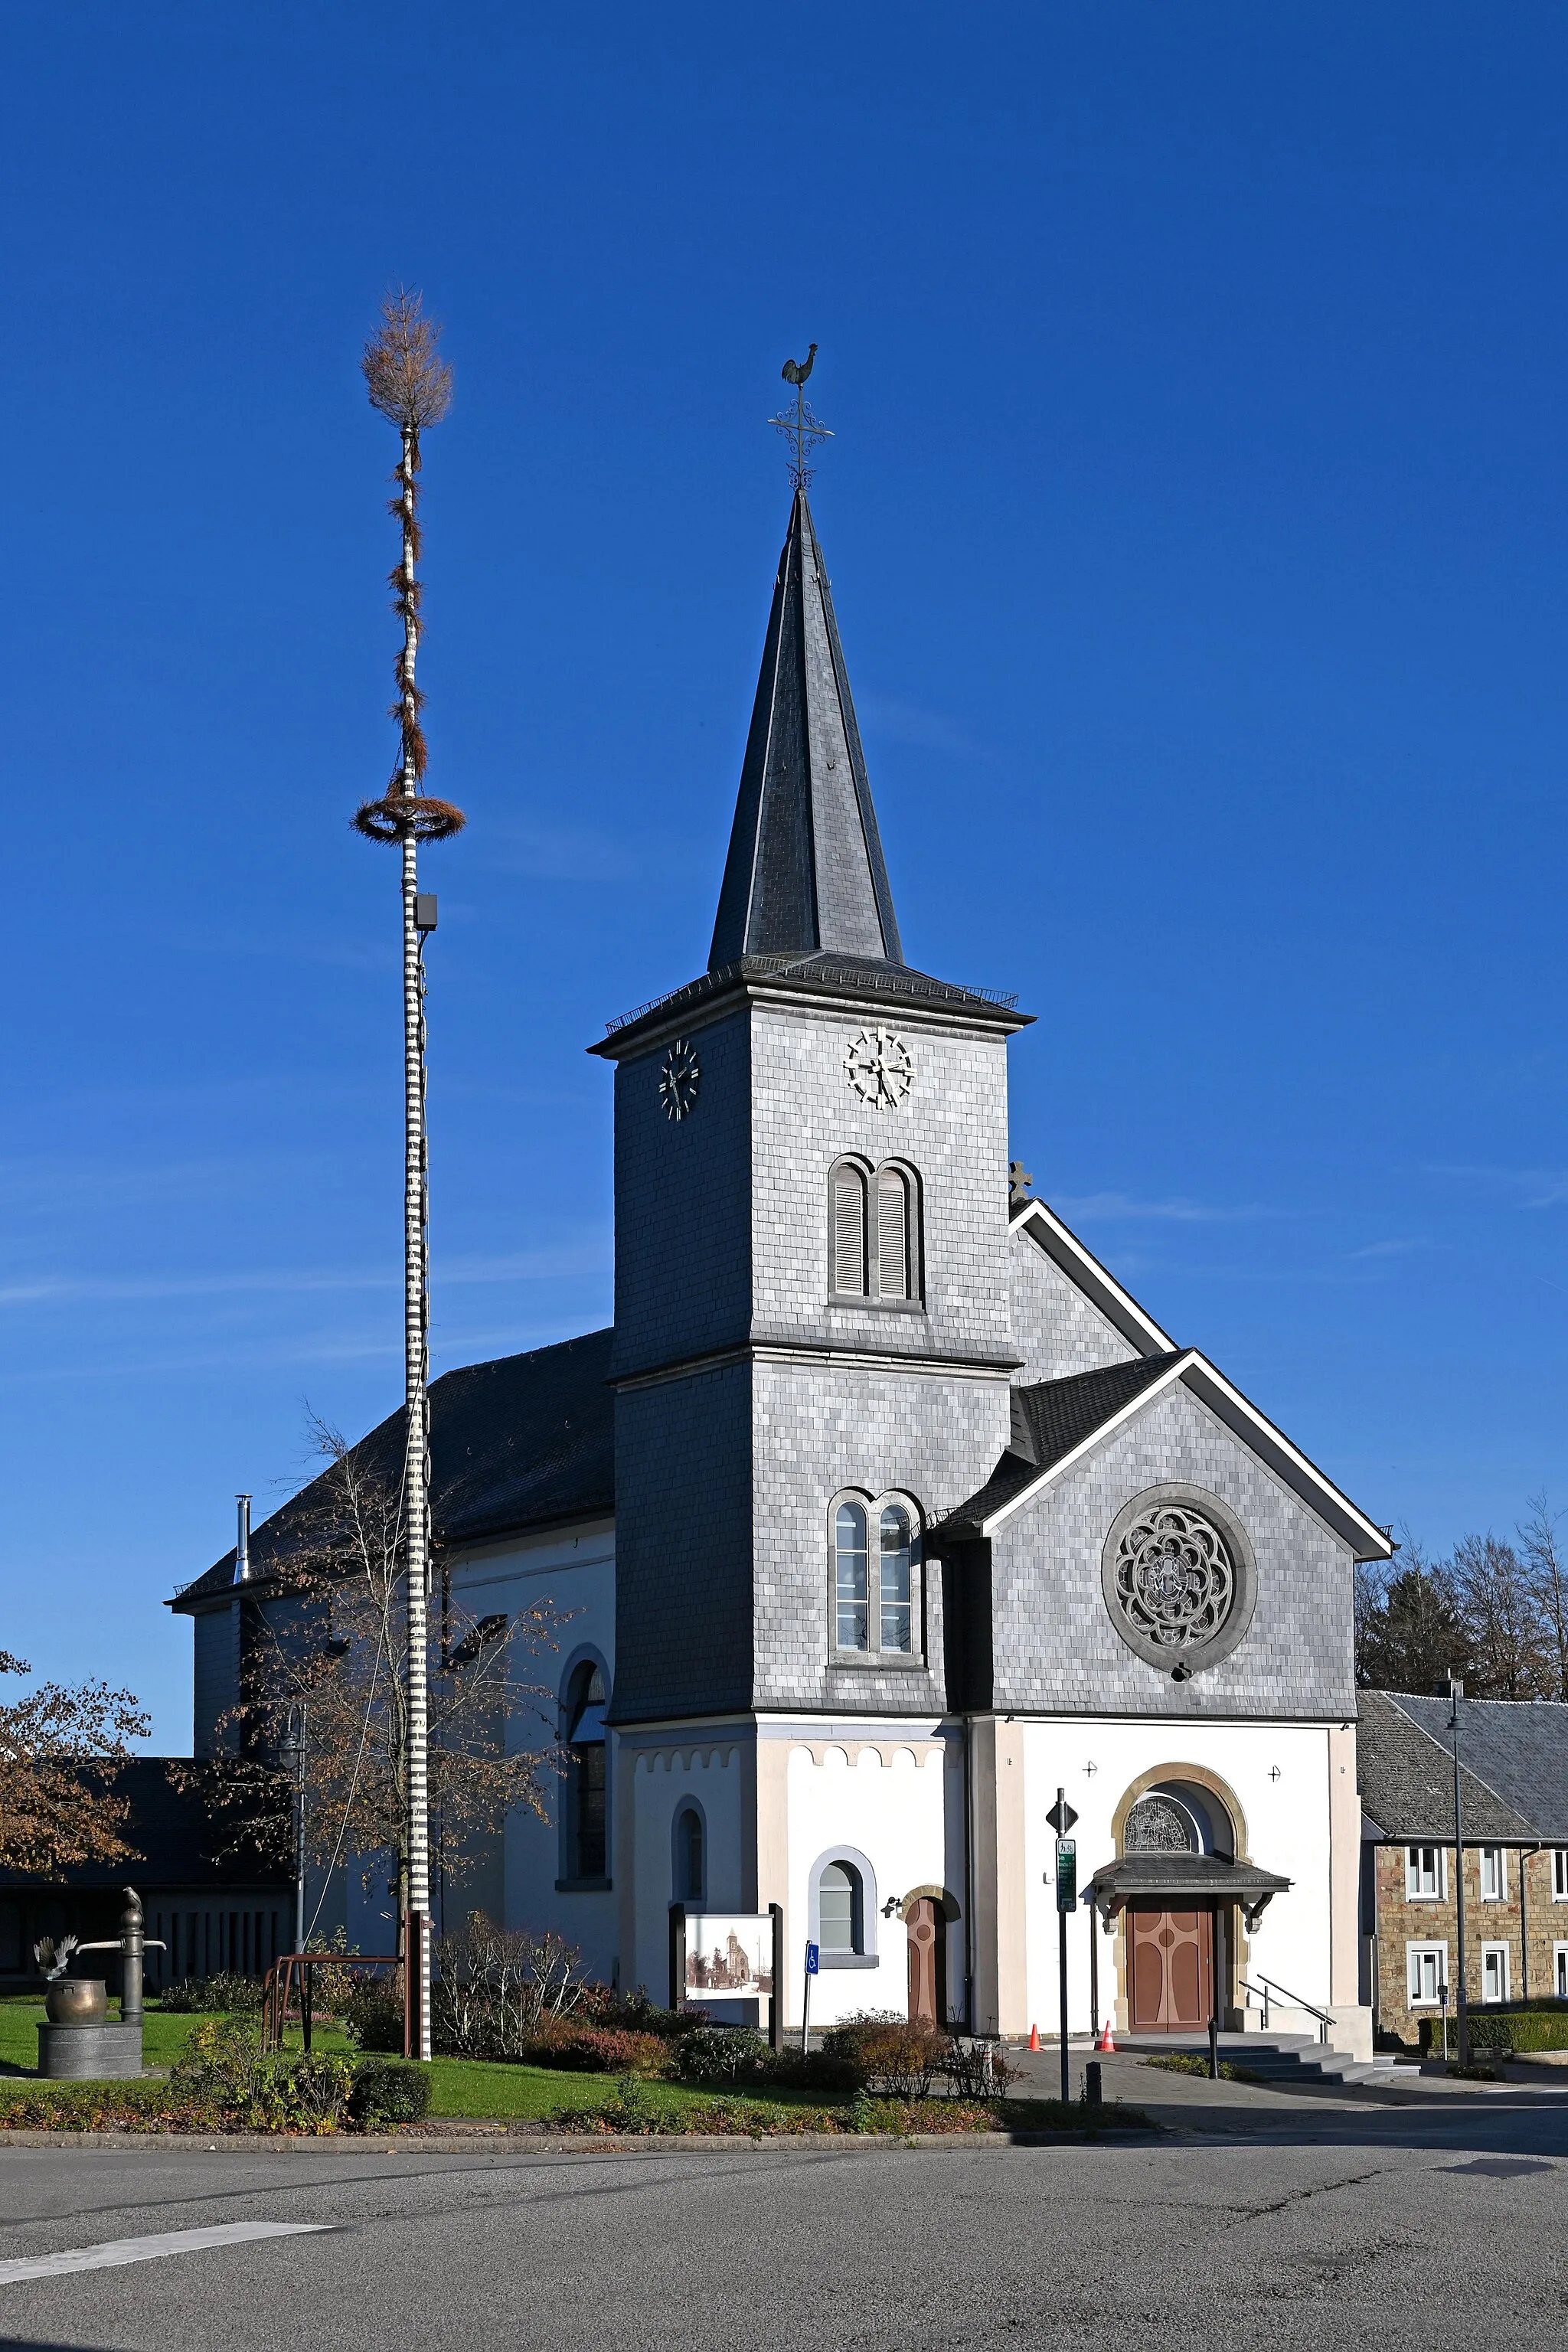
[
  {"x1": 1019, "y1": 1718, "x2": 1336, "y2": 2035},
  {"x1": 629, "y1": 1743, "x2": 746, "y2": 2004},
  {"x1": 446, "y1": 1519, "x2": 619, "y2": 1979},
  {"x1": 783, "y1": 1738, "x2": 953, "y2": 2027}
]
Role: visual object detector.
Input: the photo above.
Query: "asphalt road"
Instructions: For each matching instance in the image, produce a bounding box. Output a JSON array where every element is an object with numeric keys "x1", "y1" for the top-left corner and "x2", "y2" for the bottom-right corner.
[{"x1": 2, "y1": 2098, "x2": 1566, "y2": 2352}]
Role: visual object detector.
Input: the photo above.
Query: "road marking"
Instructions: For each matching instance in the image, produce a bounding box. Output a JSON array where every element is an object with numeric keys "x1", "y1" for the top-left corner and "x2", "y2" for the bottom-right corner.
[{"x1": 0, "y1": 2221, "x2": 330, "y2": 2286}]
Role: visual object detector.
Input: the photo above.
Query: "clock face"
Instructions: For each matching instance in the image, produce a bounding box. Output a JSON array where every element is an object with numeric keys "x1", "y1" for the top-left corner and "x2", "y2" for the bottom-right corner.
[
  {"x1": 658, "y1": 1037, "x2": 701, "y2": 1122},
  {"x1": 844, "y1": 1027, "x2": 913, "y2": 1109}
]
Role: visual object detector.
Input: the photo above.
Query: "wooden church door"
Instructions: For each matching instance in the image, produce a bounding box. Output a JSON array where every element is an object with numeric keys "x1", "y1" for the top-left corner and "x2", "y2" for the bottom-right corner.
[
  {"x1": 906, "y1": 1898, "x2": 945, "y2": 2025},
  {"x1": 1129, "y1": 1908, "x2": 1212, "y2": 2030}
]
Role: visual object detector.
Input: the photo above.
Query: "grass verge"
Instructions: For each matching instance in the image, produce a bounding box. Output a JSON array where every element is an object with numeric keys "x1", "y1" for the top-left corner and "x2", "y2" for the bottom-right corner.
[{"x1": 1141, "y1": 2052, "x2": 1269, "y2": 2086}]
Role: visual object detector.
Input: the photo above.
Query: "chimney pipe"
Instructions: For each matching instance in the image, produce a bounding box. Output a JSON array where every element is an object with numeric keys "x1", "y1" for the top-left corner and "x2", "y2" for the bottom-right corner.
[{"x1": 236, "y1": 1493, "x2": 252, "y2": 1584}]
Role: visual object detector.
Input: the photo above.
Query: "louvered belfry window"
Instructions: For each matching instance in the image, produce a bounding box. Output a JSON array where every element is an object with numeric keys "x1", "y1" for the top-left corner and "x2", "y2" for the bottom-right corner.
[
  {"x1": 876, "y1": 1168, "x2": 911, "y2": 1301},
  {"x1": 832, "y1": 1161, "x2": 869, "y2": 1296}
]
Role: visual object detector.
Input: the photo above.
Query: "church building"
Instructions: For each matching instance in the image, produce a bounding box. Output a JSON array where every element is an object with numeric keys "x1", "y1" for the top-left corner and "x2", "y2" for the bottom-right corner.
[{"x1": 173, "y1": 482, "x2": 1393, "y2": 2054}]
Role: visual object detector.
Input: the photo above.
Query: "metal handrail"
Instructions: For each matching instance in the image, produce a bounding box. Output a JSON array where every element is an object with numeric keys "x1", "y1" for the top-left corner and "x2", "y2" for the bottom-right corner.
[{"x1": 1240, "y1": 1971, "x2": 1331, "y2": 2044}]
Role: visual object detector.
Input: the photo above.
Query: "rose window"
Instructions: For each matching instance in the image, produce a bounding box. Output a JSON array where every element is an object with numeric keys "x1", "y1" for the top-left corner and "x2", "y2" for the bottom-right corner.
[{"x1": 1110, "y1": 1504, "x2": 1236, "y2": 1654}]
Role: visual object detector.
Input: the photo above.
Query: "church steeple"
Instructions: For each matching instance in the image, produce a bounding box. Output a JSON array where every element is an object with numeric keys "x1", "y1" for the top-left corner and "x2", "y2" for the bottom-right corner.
[{"x1": 708, "y1": 489, "x2": 903, "y2": 971}]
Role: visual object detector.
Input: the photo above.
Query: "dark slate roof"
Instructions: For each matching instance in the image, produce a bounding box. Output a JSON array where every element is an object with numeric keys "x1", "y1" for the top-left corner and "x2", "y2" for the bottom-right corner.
[
  {"x1": 1360, "y1": 1688, "x2": 1568, "y2": 1842},
  {"x1": 709, "y1": 488, "x2": 903, "y2": 969},
  {"x1": 594, "y1": 949, "x2": 1027, "y2": 1056},
  {"x1": 0, "y1": 1759, "x2": 289, "y2": 1892},
  {"x1": 1085, "y1": 1854, "x2": 1292, "y2": 1913},
  {"x1": 1356, "y1": 1690, "x2": 1541, "y2": 1841},
  {"x1": 937, "y1": 1354, "x2": 1183, "y2": 1534},
  {"x1": 171, "y1": 1328, "x2": 615, "y2": 1612}
]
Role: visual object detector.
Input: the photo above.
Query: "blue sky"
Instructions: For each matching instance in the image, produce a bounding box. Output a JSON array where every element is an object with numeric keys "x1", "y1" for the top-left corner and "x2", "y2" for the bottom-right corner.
[{"x1": 8, "y1": 5, "x2": 1568, "y2": 1746}]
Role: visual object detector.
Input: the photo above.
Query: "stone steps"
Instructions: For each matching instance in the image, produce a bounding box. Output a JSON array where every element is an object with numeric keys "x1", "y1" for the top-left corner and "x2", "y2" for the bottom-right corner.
[{"x1": 1130, "y1": 2032, "x2": 1421, "y2": 2090}]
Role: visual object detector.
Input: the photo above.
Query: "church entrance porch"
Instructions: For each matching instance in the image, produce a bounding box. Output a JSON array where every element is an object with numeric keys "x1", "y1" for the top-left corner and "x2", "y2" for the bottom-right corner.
[{"x1": 1128, "y1": 1906, "x2": 1211, "y2": 2030}]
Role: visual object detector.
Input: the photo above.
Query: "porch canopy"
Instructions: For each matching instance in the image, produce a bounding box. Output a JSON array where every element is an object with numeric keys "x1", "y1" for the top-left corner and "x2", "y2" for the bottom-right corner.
[{"x1": 1085, "y1": 1852, "x2": 1291, "y2": 1932}]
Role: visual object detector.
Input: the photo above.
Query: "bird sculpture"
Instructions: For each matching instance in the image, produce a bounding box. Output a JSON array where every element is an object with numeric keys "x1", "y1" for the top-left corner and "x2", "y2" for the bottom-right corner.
[{"x1": 781, "y1": 343, "x2": 818, "y2": 386}]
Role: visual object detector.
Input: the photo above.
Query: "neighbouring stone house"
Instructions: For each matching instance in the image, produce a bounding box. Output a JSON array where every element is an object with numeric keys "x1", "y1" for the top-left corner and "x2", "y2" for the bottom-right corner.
[{"x1": 1358, "y1": 1688, "x2": 1568, "y2": 2047}]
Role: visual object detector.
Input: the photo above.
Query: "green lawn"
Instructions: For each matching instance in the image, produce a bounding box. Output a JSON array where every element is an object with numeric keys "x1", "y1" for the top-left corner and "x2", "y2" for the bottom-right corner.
[
  {"x1": 0, "y1": 1999, "x2": 815, "y2": 2122},
  {"x1": 0, "y1": 1998, "x2": 1135, "y2": 2133},
  {"x1": 0, "y1": 1996, "x2": 354, "y2": 2081}
]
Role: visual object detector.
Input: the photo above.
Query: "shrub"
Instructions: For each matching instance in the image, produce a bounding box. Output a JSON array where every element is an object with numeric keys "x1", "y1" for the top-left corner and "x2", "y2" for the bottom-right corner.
[
  {"x1": 343, "y1": 1977, "x2": 405, "y2": 2053},
  {"x1": 157, "y1": 1974, "x2": 264, "y2": 2014},
  {"x1": 761, "y1": 2046, "x2": 865, "y2": 2093},
  {"x1": 167, "y1": 2014, "x2": 352, "y2": 2132},
  {"x1": 577, "y1": 1985, "x2": 699, "y2": 2039},
  {"x1": 942, "y1": 2035, "x2": 1014, "y2": 2100},
  {"x1": 822, "y1": 2014, "x2": 948, "y2": 2100},
  {"x1": 349, "y1": 2056, "x2": 432, "y2": 2130},
  {"x1": 675, "y1": 2027, "x2": 773, "y2": 2088},
  {"x1": 431, "y1": 1916, "x2": 591, "y2": 2059},
  {"x1": 523, "y1": 2025, "x2": 674, "y2": 2076}
]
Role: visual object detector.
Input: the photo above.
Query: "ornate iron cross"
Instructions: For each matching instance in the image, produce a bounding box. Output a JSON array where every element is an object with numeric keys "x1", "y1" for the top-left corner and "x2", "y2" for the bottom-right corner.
[{"x1": 770, "y1": 347, "x2": 833, "y2": 489}]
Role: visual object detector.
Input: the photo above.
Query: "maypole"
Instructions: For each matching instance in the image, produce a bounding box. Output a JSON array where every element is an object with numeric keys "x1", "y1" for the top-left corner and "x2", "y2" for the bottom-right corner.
[{"x1": 353, "y1": 289, "x2": 463, "y2": 2061}]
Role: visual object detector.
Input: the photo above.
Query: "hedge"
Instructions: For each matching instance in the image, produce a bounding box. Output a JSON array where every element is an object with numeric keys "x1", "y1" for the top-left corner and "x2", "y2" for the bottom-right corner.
[{"x1": 1419, "y1": 2006, "x2": 1568, "y2": 2055}]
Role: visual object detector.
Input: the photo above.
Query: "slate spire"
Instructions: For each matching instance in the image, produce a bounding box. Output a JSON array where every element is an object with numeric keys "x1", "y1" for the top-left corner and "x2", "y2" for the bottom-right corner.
[{"x1": 708, "y1": 489, "x2": 903, "y2": 970}]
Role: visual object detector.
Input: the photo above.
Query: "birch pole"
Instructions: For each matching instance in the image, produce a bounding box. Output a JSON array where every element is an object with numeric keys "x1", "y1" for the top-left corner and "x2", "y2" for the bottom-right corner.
[{"x1": 354, "y1": 290, "x2": 463, "y2": 2061}]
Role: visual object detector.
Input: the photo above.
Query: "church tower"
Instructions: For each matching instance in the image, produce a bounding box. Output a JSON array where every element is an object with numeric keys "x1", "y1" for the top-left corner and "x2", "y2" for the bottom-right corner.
[{"x1": 593, "y1": 484, "x2": 1031, "y2": 1982}]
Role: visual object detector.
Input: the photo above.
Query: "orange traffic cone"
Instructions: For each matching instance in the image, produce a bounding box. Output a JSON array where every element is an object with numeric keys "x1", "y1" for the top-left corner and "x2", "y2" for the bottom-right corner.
[
  {"x1": 1095, "y1": 2018, "x2": 1116, "y2": 2054},
  {"x1": 1028, "y1": 2023, "x2": 1040, "y2": 2050}
]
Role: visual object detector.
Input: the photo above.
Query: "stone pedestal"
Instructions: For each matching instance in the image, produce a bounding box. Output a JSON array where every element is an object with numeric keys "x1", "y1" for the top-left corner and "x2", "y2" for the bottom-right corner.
[{"x1": 37, "y1": 2021, "x2": 144, "y2": 2080}]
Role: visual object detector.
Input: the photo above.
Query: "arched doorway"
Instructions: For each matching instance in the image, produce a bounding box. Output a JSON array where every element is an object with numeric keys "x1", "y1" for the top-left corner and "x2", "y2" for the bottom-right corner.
[
  {"x1": 1118, "y1": 1774, "x2": 1240, "y2": 2034},
  {"x1": 899, "y1": 1886, "x2": 958, "y2": 2027}
]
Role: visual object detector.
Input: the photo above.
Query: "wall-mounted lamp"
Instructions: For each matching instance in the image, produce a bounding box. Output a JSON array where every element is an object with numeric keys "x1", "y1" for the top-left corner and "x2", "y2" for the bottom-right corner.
[{"x1": 881, "y1": 1896, "x2": 902, "y2": 1919}]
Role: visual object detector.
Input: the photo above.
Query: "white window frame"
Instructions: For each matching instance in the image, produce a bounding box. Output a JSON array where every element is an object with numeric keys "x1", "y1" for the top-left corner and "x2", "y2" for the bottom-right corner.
[
  {"x1": 1405, "y1": 1843, "x2": 1445, "y2": 1900},
  {"x1": 828, "y1": 1488, "x2": 926, "y2": 1668},
  {"x1": 1406, "y1": 1940, "x2": 1449, "y2": 2007},
  {"x1": 1553, "y1": 1849, "x2": 1568, "y2": 1902},
  {"x1": 1480, "y1": 1941, "x2": 1511, "y2": 2005},
  {"x1": 1553, "y1": 1941, "x2": 1568, "y2": 1999},
  {"x1": 1479, "y1": 1845, "x2": 1508, "y2": 1902}
]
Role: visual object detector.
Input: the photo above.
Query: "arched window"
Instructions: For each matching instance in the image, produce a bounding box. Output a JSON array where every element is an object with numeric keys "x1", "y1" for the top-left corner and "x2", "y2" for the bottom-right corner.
[
  {"x1": 674, "y1": 1805, "x2": 704, "y2": 1904},
  {"x1": 829, "y1": 1159, "x2": 920, "y2": 1304},
  {"x1": 818, "y1": 1860, "x2": 863, "y2": 1954},
  {"x1": 875, "y1": 1166, "x2": 912, "y2": 1301},
  {"x1": 564, "y1": 1660, "x2": 608, "y2": 1883},
  {"x1": 830, "y1": 1494, "x2": 923, "y2": 1664},
  {"x1": 879, "y1": 1505, "x2": 913, "y2": 1652},
  {"x1": 831, "y1": 1161, "x2": 868, "y2": 1297},
  {"x1": 835, "y1": 1502, "x2": 870, "y2": 1651}
]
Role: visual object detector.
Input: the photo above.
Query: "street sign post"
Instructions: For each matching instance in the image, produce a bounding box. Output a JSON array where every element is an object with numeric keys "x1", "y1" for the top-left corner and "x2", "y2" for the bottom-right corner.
[
  {"x1": 802, "y1": 1939, "x2": 818, "y2": 2055},
  {"x1": 1045, "y1": 1788, "x2": 1077, "y2": 2103},
  {"x1": 1055, "y1": 1838, "x2": 1077, "y2": 1913}
]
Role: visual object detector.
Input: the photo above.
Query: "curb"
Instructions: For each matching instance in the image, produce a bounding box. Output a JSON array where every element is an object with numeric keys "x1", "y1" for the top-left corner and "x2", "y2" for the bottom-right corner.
[{"x1": 0, "y1": 2125, "x2": 1149, "y2": 2154}]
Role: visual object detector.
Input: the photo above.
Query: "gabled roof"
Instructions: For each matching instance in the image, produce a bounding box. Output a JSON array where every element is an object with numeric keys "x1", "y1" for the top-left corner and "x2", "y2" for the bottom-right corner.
[
  {"x1": 943, "y1": 1355, "x2": 1181, "y2": 1531},
  {"x1": 709, "y1": 487, "x2": 902, "y2": 970},
  {"x1": 1360, "y1": 1688, "x2": 1568, "y2": 1842},
  {"x1": 1009, "y1": 1195, "x2": 1174, "y2": 1357},
  {"x1": 1357, "y1": 1689, "x2": 1543, "y2": 1841},
  {"x1": 170, "y1": 1328, "x2": 615, "y2": 1612},
  {"x1": 937, "y1": 1348, "x2": 1394, "y2": 1560}
]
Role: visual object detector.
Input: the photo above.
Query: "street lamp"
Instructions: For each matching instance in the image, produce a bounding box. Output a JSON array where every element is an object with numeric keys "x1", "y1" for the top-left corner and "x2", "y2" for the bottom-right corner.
[{"x1": 1449, "y1": 1674, "x2": 1469, "y2": 2069}]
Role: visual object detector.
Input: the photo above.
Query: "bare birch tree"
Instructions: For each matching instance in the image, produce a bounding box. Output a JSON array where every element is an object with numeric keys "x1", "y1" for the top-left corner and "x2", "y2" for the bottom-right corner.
[
  {"x1": 188, "y1": 1425, "x2": 560, "y2": 1925},
  {"x1": 1519, "y1": 1491, "x2": 1568, "y2": 1701}
]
